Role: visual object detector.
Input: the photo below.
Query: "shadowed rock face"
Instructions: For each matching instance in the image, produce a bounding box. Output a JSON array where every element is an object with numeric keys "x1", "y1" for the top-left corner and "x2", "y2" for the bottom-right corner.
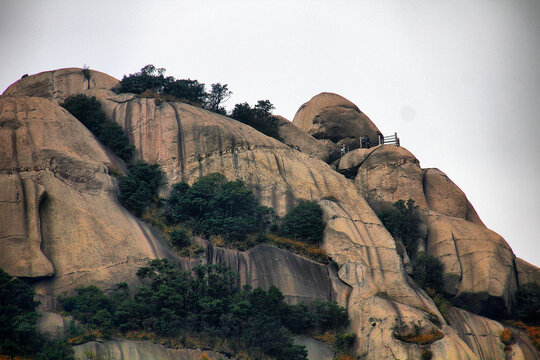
[
  {"x1": 448, "y1": 307, "x2": 539, "y2": 360},
  {"x1": 3, "y1": 69, "x2": 539, "y2": 360},
  {"x1": 208, "y1": 243, "x2": 349, "y2": 305},
  {"x1": 292, "y1": 92, "x2": 381, "y2": 149},
  {"x1": 275, "y1": 115, "x2": 338, "y2": 163}
]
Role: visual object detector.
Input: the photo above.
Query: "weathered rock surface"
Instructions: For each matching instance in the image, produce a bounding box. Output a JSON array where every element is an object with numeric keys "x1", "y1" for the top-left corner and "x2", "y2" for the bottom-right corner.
[
  {"x1": 7, "y1": 70, "x2": 452, "y2": 358},
  {"x1": 3, "y1": 68, "x2": 119, "y2": 103},
  {"x1": 353, "y1": 145, "x2": 427, "y2": 213},
  {"x1": 207, "y1": 243, "x2": 349, "y2": 305},
  {"x1": 73, "y1": 341, "x2": 230, "y2": 360},
  {"x1": 275, "y1": 115, "x2": 337, "y2": 163},
  {"x1": 293, "y1": 336, "x2": 334, "y2": 360},
  {"x1": 448, "y1": 306, "x2": 538, "y2": 360},
  {"x1": 351, "y1": 144, "x2": 521, "y2": 316},
  {"x1": 0, "y1": 96, "x2": 174, "y2": 303},
  {"x1": 423, "y1": 168, "x2": 484, "y2": 226},
  {"x1": 36, "y1": 312, "x2": 66, "y2": 339},
  {"x1": 516, "y1": 257, "x2": 540, "y2": 287},
  {"x1": 337, "y1": 148, "x2": 373, "y2": 171},
  {"x1": 292, "y1": 92, "x2": 381, "y2": 149},
  {"x1": 424, "y1": 213, "x2": 516, "y2": 316},
  {"x1": 3, "y1": 69, "x2": 539, "y2": 360}
]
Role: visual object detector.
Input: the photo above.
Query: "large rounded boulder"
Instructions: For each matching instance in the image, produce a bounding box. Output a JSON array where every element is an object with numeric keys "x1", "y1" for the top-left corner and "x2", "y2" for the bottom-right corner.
[{"x1": 292, "y1": 92, "x2": 382, "y2": 148}]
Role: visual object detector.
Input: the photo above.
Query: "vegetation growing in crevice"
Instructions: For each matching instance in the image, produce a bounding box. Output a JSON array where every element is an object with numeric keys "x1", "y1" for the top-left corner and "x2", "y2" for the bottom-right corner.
[
  {"x1": 506, "y1": 321, "x2": 540, "y2": 351},
  {"x1": 59, "y1": 259, "x2": 350, "y2": 360},
  {"x1": 392, "y1": 319, "x2": 444, "y2": 345},
  {"x1": 514, "y1": 283, "x2": 540, "y2": 325},
  {"x1": 379, "y1": 199, "x2": 421, "y2": 258},
  {"x1": 411, "y1": 252, "x2": 445, "y2": 294},
  {"x1": 231, "y1": 100, "x2": 281, "y2": 140},
  {"x1": 118, "y1": 162, "x2": 164, "y2": 217},
  {"x1": 279, "y1": 200, "x2": 324, "y2": 245},
  {"x1": 380, "y1": 199, "x2": 452, "y2": 325},
  {"x1": 164, "y1": 173, "x2": 276, "y2": 241},
  {"x1": 0, "y1": 268, "x2": 74, "y2": 359},
  {"x1": 161, "y1": 173, "x2": 328, "y2": 262},
  {"x1": 61, "y1": 94, "x2": 134, "y2": 161}
]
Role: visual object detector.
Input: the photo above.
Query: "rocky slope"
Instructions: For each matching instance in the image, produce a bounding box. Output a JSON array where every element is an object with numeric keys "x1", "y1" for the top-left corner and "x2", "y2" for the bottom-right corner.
[{"x1": 1, "y1": 68, "x2": 538, "y2": 360}]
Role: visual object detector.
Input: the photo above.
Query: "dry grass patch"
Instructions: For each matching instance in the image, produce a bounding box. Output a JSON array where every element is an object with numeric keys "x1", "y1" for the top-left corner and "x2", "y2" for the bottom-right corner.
[
  {"x1": 507, "y1": 321, "x2": 540, "y2": 351},
  {"x1": 266, "y1": 234, "x2": 330, "y2": 263}
]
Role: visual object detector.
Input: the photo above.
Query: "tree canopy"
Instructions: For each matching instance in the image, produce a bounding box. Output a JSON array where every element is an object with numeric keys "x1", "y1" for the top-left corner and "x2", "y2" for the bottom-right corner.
[
  {"x1": 117, "y1": 65, "x2": 230, "y2": 110},
  {"x1": 61, "y1": 94, "x2": 134, "y2": 161},
  {"x1": 60, "y1": 259, "x2": 350, "y2": 360},
  {"x1": 231, "y1": 100, "x2": 281, "y2": 140},
  {"x1": 165, "y1": 173, "x2": 276, "y2": 241},
  {"x1": 280, "y1": 200, "x2": 325, "y2": 244},
  {"x1": 118, "y1": 162, "x2": 164, "y2": 216},
  {"x1": 1, "y1": 268, "x2": 74, "y2": 359},
  {"x1": 379, "y1": 199, "x2": 421, "y2": 258}
]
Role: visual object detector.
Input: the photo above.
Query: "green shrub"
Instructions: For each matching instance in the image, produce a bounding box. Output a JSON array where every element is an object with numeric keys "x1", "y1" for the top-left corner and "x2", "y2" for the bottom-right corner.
[
  {"x1": 281, "y1": 302, "x2": 315, "y2": 334},
  {"x1": 515, "y1": 283, "x2": 540, "y2": 325},
  {"x1": 59, "y1": 259, "x2": 348, "y2": 360},
  {"x1": 60, "y1": 286, "x2": 113, "y2": 332},
  {"x1": 379, "y1": 199, "x2": 421, "y2": 258},
  {"x1": 411, "y1": 252, "x2": 444, "y2": 293},
  {"x1": 61, "y1": 94, "x2": 134, "y2": 161},
  {"x1": 0, "y1": 268, "x2": 40, "y2": 355},
  {"x1": 34, "y1": 338, "x2": 75, "y2": 360},
  {"x1": 165, "y1": 173, "x2": 276, "y2": 241},
  {"x1": 231, "y1": 100, "x2": 281, "y2": 140},
  {"x1": 117, "y1": 64, "x2": 166, "y2": 94},
  {"x1": 117, "y1": 65, "x2": 210, "y2": 106},
  {"x1": 0, "y1": 268, "x2": 74, "y2": 359},
  {"x1": 118, "y1": 162, "x2": 164, "y2": 216},
  {"x1": 163, "y1": 78, "x2": 206, "y2": 105},
  {"x1": 170, "y1": 228, "x2": 191, "y2": 249},
  {"x1": 334, "y1": 332, "x2": 356, "y2": 352},
  {"x1": 313, "y1": 299, "x2": 348, "y2": 332},
  {"x1": 280, "y1": 200, "x2": 325, "y2": 244}
]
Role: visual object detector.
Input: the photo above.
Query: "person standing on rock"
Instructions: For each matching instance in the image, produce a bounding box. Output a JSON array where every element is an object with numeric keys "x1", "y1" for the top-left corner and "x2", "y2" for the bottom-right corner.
[
  {"x1": 366, "y1": 135, "x2": 371, "y2": 149},
  {"x1": 361, "y1": 136, "x2": 366, "y2": 148}
]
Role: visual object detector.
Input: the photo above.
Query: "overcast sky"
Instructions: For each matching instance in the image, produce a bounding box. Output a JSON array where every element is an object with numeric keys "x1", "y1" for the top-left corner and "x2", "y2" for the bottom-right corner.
[{"x1": 1, "y1": 0, "x2": 539, "y2": 266}]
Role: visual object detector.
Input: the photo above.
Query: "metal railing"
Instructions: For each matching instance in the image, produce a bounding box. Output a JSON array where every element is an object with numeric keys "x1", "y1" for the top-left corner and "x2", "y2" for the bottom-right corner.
[{"x1": 380, "y1": 132, "x2": 400, "y2": 146}]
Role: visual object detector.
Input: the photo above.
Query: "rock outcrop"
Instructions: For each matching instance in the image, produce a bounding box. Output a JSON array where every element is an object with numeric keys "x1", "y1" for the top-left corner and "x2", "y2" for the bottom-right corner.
[
  {"x1": 275, "y1": 115, "x2": 338, "y2": 163},
  {"x1": 448, "y1": 307, "x2": 538, "y2": 360},
  {"x1": 207, "y1": 243, "x2": 349, "y2": 305},
  {"x1": 292, "y1": 92, "x2": 382, "y2": 150},
  {"x1": 3, "y1": 68, "x2": 118, "y2": 103},
  {"x1": 2, "y1": 68, "x2": 539, "y2": 360},
  {"x1": 0, "y1": 96, "x2": 174, "y2": 304},
  {"x1": 344, "y1": 143, "x2": 518, "y2": 316}
]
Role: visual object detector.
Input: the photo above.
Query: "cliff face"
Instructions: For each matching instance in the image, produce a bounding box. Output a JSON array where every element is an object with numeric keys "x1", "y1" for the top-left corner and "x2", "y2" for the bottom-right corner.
[{"x1": 1, "y1": 68, "x2": 538, "y2": 360}]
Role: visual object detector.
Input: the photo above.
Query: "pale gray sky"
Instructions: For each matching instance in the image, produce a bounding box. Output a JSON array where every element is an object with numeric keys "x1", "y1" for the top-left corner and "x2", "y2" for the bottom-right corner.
[{"x1": 1, "y1": 0, "x2": 539, "y2": 266}]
